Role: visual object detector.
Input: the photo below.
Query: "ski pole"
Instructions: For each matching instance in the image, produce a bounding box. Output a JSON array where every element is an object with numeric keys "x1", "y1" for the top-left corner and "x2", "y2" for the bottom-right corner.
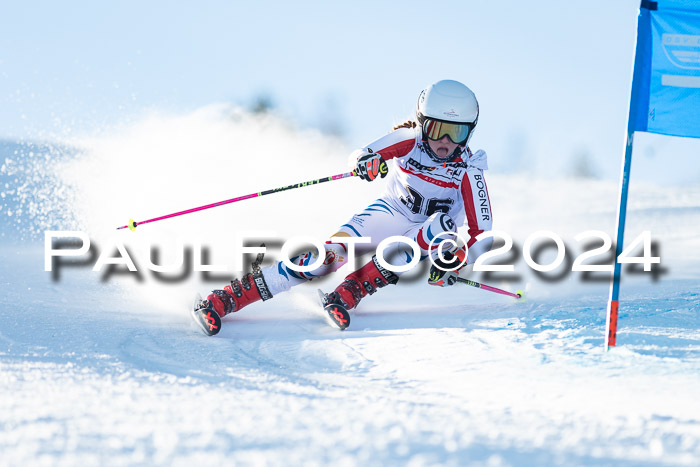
[
  {"x1": 455, "y1": 277, "x2": 524, "y2": 300},
  {"x1": 117, "y1": 170, "x2": 357, "y2": 231}
]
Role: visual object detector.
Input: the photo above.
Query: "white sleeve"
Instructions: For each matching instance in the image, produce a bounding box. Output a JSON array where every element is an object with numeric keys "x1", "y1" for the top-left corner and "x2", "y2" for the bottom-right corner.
[{"x1": 459, "y1": 167, "x2": 493, "y2": 264}]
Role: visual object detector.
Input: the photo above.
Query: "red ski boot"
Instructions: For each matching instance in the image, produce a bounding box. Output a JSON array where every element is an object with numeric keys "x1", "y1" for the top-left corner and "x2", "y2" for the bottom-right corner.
[
  {"x1": 192, "y1": 267, "x2": 273, "y2": 336},
  {"x1": 207, "y1": 271, "x2": 273, "y2": 317},
  {"x1": 321, "y1": 256, "x2": 399, "y2": 330}
]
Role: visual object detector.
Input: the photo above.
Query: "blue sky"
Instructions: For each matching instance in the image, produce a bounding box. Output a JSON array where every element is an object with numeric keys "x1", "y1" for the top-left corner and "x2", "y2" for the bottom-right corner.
[{"x1": 1, "y1": 0, "x2": 698, "y2": 183}]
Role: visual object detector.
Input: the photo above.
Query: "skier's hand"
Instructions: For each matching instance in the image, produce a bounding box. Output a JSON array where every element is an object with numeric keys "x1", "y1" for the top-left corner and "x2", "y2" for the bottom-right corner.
[
  {"x1": 355, "y1": 150, "x2": 388, "y2": 182},
  {"x1": 428, "y1": 249, "x2": 466, "y2": 287}
]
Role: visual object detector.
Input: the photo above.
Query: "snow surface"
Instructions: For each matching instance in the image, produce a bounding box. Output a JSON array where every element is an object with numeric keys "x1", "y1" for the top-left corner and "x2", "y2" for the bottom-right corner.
[{"x1": 1, "y1": 106, "x2": 699, "y2": 466}]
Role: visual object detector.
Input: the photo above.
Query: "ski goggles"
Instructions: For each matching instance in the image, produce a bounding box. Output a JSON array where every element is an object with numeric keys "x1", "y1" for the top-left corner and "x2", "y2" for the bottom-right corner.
[{"x1": 422, "y1": 118, "x2": 473, "y2": 145}]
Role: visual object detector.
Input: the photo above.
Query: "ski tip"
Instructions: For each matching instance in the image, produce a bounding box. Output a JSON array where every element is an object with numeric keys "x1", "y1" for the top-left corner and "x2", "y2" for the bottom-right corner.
[
  {"x1": 193, "y1": 293, "x2": 203, "y2": 307},
  {"x1": 128, "y1": 218, "x2": 137, "y2": 232},
  {"x1": 317, "y1": 289, "x2": 326, "y2": 305}
]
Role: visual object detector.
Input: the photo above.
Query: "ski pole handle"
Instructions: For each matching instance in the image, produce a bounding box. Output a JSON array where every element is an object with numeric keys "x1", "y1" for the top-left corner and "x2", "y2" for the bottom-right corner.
[
  {"x1": 455, "y1": 277, "x2": 524, "y2": 300},
  {"x1": 117, "y1": 170, "x2": 357, "y2": 231}
]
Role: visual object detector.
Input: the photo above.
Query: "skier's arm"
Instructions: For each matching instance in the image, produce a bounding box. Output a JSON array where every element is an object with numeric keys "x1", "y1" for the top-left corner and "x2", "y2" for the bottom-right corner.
[
  {"x1": 361, "y1": 126, "x2": 417, "y2": 161},
  {"x1": 460, "y1": 165, "x2": 493, "y2": 264},
  {"x1": 429, "y1": 155, "x2": 492, "y2": 287}
]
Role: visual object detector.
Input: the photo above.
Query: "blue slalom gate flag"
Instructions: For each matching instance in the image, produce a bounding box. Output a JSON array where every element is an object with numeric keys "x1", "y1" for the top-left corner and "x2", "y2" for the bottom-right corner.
[
  {"x1": 607, "y1": 0, "x2": 700, "y2": 350},
  {"x1": 629, "y1": 0, "x2": 700, "y2": 138}
]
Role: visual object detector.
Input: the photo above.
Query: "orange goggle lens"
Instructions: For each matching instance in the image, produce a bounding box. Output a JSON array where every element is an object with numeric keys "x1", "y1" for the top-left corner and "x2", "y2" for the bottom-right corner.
[{"x1": 422, "y1": 119, "x2": 471, "y2": 144}]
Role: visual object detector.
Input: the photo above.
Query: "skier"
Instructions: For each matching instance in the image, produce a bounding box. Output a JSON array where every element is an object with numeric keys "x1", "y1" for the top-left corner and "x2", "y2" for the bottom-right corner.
[{"x1": 193, "y1": 79, "x2": 493, "y2": 335}]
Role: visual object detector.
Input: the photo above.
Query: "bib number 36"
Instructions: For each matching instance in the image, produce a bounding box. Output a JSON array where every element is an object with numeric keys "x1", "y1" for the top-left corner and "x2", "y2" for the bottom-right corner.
[{"x1": 400, "y1": 186, "x2": 454, "y2": 217}]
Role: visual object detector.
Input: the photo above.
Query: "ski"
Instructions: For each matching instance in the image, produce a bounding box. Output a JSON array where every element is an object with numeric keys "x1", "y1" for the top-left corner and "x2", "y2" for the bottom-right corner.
[
  {"x1": 317, "y1": 289, "x2": 350, "y2": 330},
  {"x1": 191, "y1": 293, "x2": 222, "y2": 336}
]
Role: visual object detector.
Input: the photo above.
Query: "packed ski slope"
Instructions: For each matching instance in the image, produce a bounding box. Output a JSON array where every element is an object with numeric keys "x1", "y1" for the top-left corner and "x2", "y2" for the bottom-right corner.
[{"x1": 1, "y1": 106, "x2": 699, "y2": 466}]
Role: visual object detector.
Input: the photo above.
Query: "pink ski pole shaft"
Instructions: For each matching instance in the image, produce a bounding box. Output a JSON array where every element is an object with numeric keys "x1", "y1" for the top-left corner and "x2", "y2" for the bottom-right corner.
[
  {"x1": 455, "y1": 277, "x2": 524, "y2": 300},
  {"x1": 117, "y1": 170, "x2": 356, "y2": 231}
]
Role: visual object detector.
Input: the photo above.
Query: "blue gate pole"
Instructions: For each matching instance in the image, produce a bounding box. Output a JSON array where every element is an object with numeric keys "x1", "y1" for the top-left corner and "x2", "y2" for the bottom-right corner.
[
  {"x1": 605, "y1": 2, "x2": 652, "y2": 350},
  {"x1": 605, "y1": 130, "x2": 635, "y2": 350}
]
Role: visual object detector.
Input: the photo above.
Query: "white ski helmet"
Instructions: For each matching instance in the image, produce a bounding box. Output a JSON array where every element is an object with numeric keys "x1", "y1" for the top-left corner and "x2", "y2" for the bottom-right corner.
[{"x1": 416, "y1": 80, "x2": 479, "y2": 161}]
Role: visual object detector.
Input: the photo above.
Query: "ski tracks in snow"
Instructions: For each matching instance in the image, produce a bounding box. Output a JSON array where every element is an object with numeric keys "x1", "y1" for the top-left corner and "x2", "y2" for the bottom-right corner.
[{"x1": 2, "y1": 248, "x2": 700, "y2": 464}]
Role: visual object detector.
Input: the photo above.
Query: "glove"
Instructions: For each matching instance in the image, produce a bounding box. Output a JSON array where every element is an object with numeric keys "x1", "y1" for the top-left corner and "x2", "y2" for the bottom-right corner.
[
  {"x1": 355, "y1": 150, "x2": 388, "y2": 182},
  {"x1": 428, "y1": 248, "x2": 466, "y2": 287}
]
